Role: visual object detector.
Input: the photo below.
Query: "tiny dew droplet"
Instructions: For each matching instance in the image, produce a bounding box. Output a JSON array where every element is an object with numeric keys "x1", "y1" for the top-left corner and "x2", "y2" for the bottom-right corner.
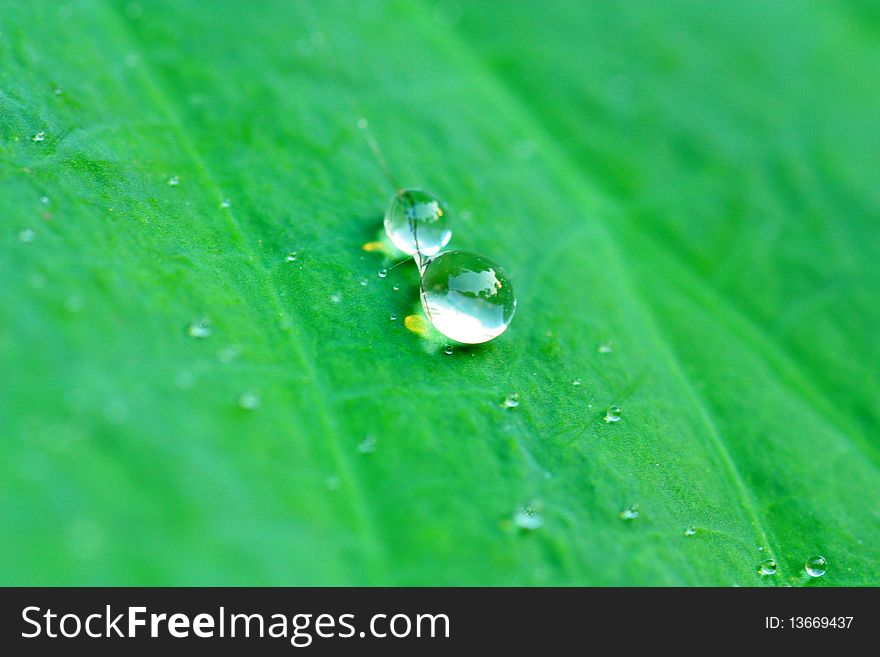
[
  {"x1": 684, "y1": 527, "x2": 696, "y2": 537},
  {"x1": 378, "y1": 268, "x2": 387, "y2": 278},
  {"x1": 604, "y1": 404, "x2": 622, "y2": 423},
  {"x1": 443, "y1": 345, "x2": 454, "y2": 355},
  {"x1": 384, "y1": 189, "x2": 452, "y2": 257},
  {"x1": 325, "y1": 475, "x2": 341, "y2": 491},
  {"x1": 619, "y1": 505, "x2": 639, "y2": 520},
  {"x1": 598, "y1": 342, "x2": 613, "y2": 353},
  {"x1": 360, "y1": 278, "x2": 368, "y2": 286},
  {"x1": 330, "y1": 293, "x2": 341, "y2": 304},
  {"x1": 357, "y1": 436, "x2": 377, "y2": 453},
  {"x1": 167, "y1": 175, "x2": 180, "y2": 186},
  {"x1": 238, "y1": 392, "x2": 260, "y2": 410},
  {"x1": 286, "y1": 251, "x2": 298, "y2": 262},
  {"x1": 805, "y1": 555, "x2": 826, "y2": 577},
  {"x1": 420, "y1": 250, "x2": 516, "y2": 344},
  {"x1": 513, "y1": 502, "x2": 544, "y2": 530},
  {"x1": 187, "y1": 318, "x2": 211, "y2": 338},
  {"x1": 392, "y1": 285, "x2": 400, "y2": 292},
  {"x1": 40, "y1": 196, "x2": 50, "y2": 205},
  {"x1": 758, "y1": 558, "x2": 778, "y2": 575},
  {"x1": 501, "y1": 392, "x2": 520, "y2": 408},
  {"x1": 571, "y1": 378, "x2": 582, "y2": 386},
  {"x1": 18, "y1": 228, "x2": 36, "y2": 243},
  {"x1": 389, "y1": 312, "x2": 397, "y2": 321},
  {"x1": 220, "y1": 198, "x2": 231, "y2": 208},
  {"x1": 32, "y1": 131, "x2": 46, "y2": 142}
]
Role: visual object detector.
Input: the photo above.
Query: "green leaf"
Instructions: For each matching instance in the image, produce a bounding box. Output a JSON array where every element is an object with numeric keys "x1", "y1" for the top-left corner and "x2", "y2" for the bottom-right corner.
[{"x1": 1, "y1": 0, "x2": 877, "y2": 586}]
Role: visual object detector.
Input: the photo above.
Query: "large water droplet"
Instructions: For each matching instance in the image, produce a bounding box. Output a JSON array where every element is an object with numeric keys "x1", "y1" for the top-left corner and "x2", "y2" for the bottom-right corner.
[
  {"x1": 758, "y1": 558, "x2": 777, "y2": 575},
  {"x1": 805, "y1": 555, "x2": 826, "y2": 577},
  {"x1": 513, "y1": 502, "x2": 544, "y2": 530},
  {"x1": 384, "y1": 189, "x2": 451, "y2": 257},
  {"x1": 420, "y1": 250, "x2": 516, "y2": 344},
  {"x1": 604, "y1": 404, "x2": 622, "y2": 423}
]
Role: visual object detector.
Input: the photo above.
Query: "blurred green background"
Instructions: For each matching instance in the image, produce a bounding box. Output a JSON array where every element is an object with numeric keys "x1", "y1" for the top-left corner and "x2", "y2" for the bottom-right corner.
[{"x1": 1, "y1": 0, "x2": 878, "y2": 585}]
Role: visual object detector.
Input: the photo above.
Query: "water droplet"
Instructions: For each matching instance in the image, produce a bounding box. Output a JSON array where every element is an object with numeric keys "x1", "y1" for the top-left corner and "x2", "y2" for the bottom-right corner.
[
  {"x1": 598, "y1": 342, "x2": 613, "y2": 353},
  {"x1": 501, "y1": 392, "x2": 520, "y2": 408},
  {"x1": 238, "y1": 392, "x2": 260, "y2": 410},
  {"x1": 378, "y1": 268, "x2": 387, "y2": 279},
  {"x1": 384, "y1": 189, "x2": 451, "y2": 257},
  {"x1": 359, "y1": 278, "x2": 368, "y2": 286},
  {"x1": 758, "y1": 546, "x2": 764, "y2": 551},
  {"x1": 330, "y1": 293, "x2": 342, "y2": 304},
  {"x1": 39, "y1": 196, "x2": 50, "y2": 205},
  {"x1": 325, "y1": 475, "x2": 340, "y2": 491},
  {"x1": 389, "y1": 313, "x2": 397, "y2": 321},
  {"x1": 513, "y1": 502, "x2": 544, "y2": 530},
  {"x1": 357, "y1": 436, "x2": 377, "y2": 453},
  {"x1": 32, "y1": 131, "x2": 46, "y2": 142},
  {"x1": 356, "y1": 117, "x2": 369, "y2": 130},
  {"x1": 603, "y1": 404, "x2": 622, "y2": 423},
  {"x1": 684, "y1": 527, "x2": 696, "y2": 537},
  {"x1": 392, "y1": 285, "x2": 400, "y2": 291},
  {"x1": 218, "y1": 345, "x2": 241, "y2": 364},
  {"x1": 220, "y1": 198, "x2": 231, "y2": 208},
  {"x1": 758, "y1": 558, "x2": 778, "y2": 575},
  {"x1": 619, "y1": 505, "x2": 639, "y2": 520},
  {"x1": 54, "y1": 87, "x2": 64, "y2": 95},
  {"x1": 443, "y1": 345, "x2": 454, "y2": 355},
  {"x1": 186, "y1": 318, "x2": 211, "y2": 338},
  {"x1": 420, "y1": 250, "x2": 516, "y2": 344},
  {"x1": 805, "y1": 555, "x2": 826, "y2": 577},
  {"x1": 167, "y1": 175, "x2": 180, "y2": 186},
  {"x1": 286, "y1": 251, "x2": 298, "y2": 262},
  {"x1": 18, "y1": 228, "x2": 36, "y2": 243},
  {"x1": 571, "y1": 378, "x2": 582, "y2": 386}
]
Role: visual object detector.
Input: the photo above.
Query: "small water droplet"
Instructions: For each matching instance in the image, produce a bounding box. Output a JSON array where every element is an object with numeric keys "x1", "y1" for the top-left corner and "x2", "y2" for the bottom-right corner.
[
  {"x1": 384, "y1": 189, "x2": 452, "y2": 257},
  {"x1": 39, "y1": 196, "x2": 50, "y2": 205},
  {"x1": 571, "y1": 378, "x2": 582, "y2": 386},
  {"x1": 54, "y1": 87, "x2": 64, "y2": 95},
  {"x1": 286, "y1": 251, "x2": 298, "y2": 262},
  {"x1": 420, "y1": 250, "x2": 516, "y2": 343},
  {"x1": 325, "y1": 475, "x2": 340, "y2": 491},
  {"x1": 598, "y1": 342, "x2": 613, "y2": 353},
  {"x1": 444, "y1": 345, "x2": 454, "y2": 355},
  {"x1": 501, "y1": 392, "x2": 520, "y2": 408},
  {"x1": 805, "y1": 555, "x2": 826, "y2": 577},
  {"x1": 513, "y1": 502, "x2": 544, "y2": 530},
  {"x1": 330, "y1": 293, "x2": 342, "y2": 304},
  {"x1": 378, "y1": 268, "x2": 387, "y2": 278},
  {"x1": 619, "y1": 504, "x2": 639, "y2": 520},
  {"x1": 167, "y1": 175, "x2": 180, "y2": 186},
  {"x1": 186, "y1": 318, "x2": 211, "y2": 338},
  {"x1": 758, "y1": 546, "x2": 764, "y2": 551},
  {"x1": 759, "y1": 558, "x2": 778, "y2": 576},
  {"x1": 684, "y1": 527, "x2": 696, "y2": 536},
  {"x1": 238, "y1": 392, "x2": 260, "y2": 410},
  {"x1": 392, "y1": 285, "x2": 400, "y2": 291},
  {"x1": 220, "y1": 198, "x2": 231, "y2": 208},
  {"x1": 359, "y1": 278, "x2": 368, "y2": 286},
  {"x1": 357, "y1": 436, "x2": 377, "y2": 453},
  {"x1": 32, "y1": 131, "x2": 46, "y2": 142},
  {"x1": 604, "y1": 404, "x2": 622, "y2": 423},
  {"x1": 18, "y1": 228, "x2": 36, "y2": 243},
  {"x1": 389, "y1": 312, "x2": 397, "y2": 321},
  {"x1": 356, "y1": 117, "x2": 369, "y2": 130}
]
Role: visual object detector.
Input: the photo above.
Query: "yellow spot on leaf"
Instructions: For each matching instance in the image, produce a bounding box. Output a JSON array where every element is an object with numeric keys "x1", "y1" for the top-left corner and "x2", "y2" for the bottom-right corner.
[
  {"x1": 361, "y1": 241, "x2": 385, "y2": 252},
  {"x1": 404, "y1": 314, "x2": 429, "y2": 337}
]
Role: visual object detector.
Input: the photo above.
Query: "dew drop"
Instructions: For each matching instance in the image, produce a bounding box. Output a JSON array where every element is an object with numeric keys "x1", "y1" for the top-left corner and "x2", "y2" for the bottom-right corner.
[
  {"x1": 186, "y1": 318, "x2": 211, "y2": 338},
  {"x1": 684, "y1": 527, "x2": 697, "y2": 537},
  {"x1": 18, "y1": 228, "x2": 36, "y2": 243},
  {"x1": 220, "y1": 198, "x2": 231, "y2": 208},
  {"x1": 571, "y1": 378, "x2": 582, "y2": 386},
  {"x1": 501, "y1": 392, "x2": 520, "y2": 409},
  {"x1": 805, "y1": 555, "x2": 826, "y2": 577},
  {"x1": 420, "y1": 250, "x2": 516, "y2": 344},
  {"x1": 330, "y1": 293, "x2": 342, "y2": 304},
  {"x1": 357, "y1": 436, "x2": 377, "y2": 453},
  {"x1": 619, "y1": 504, "x2": 639, "y2": 520},
  {"x1": 286, "y1": 251, "x2": 298, "y2": 262},
  {"x1": 325, "y1": 475, "x2": 340, "y2": 491},
  {"x1": 598, "y1": 342, "x2": 613, "y2": 353},
  {"x1": 513, "y1": 502, "x2": 544, "y2": 530},
  {"x1": 359, "y1": 278, "x2": 368, "y2": 286},
  {"x1": 389, "y1": 312, "x2": 397, "y2": 321},
  {"x1": 392, "y1": 285, "x2": 400, "y2": 292},
  {"x1": 444, "y1": 345, "x2": 454, "y2": 355},
  {"x1": 167, "y1": 175, "x2": 180, "y2": 186},
  {"x1": 32, "y1": 131, "x2": 46, "y2": 142},
  {"x1": 238, "y1": 392, "x2": 260, "y2": 410},
  {"x1": 39, "y1": 196, "x2": 50, "y2": 205},
  {"x1": 384, "y1": 189, "x2": 451, "y2": 257},
  {"x1": 54, "y1": 87, "x2": 64, "y2": 95},
  {"x1": 759, "y1": 558, "x2": 778, "y2": 576},
  {"x1": 378, "y1": 268, "x2": 387, "y2": 278},
  {"x1": 603, "y1": 404, "x2": 622, "y2": 423}
]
